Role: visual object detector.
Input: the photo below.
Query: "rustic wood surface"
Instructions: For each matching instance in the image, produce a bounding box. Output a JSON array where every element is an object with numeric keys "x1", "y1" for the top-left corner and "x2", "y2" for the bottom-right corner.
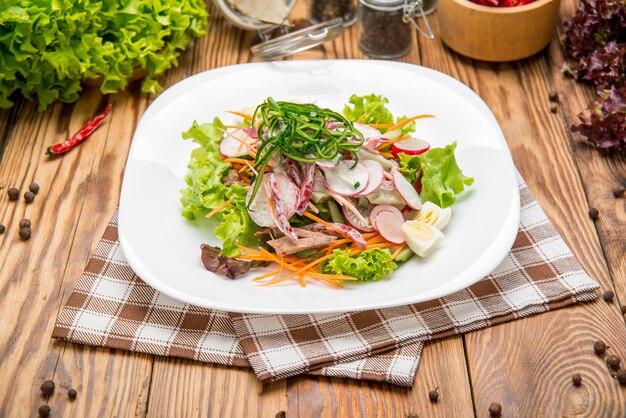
[{"x1": 0, "y1": 0, "x2": 624, "y2": 417}]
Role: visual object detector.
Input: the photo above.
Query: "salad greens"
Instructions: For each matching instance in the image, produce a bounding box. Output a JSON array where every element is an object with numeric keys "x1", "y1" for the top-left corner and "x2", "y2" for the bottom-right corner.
[
  {"x1": 343, "y1": 93, "x2": 416, "y2": 135},
  {"x1": 323, "y1": 248, "x2": 397, "y2": 281},
  {"x1": 0, "y1": 0, "x2": 207, "y2": 111},
  {"x1": 180, "y1": 118, "x2": 257, "y2": 257},
  {"x1": 399, "y1": 142, "x2": 474, "y2": 208},
  {"x1": 182, "y1": 94, "x2": 474, "y2": 284}
]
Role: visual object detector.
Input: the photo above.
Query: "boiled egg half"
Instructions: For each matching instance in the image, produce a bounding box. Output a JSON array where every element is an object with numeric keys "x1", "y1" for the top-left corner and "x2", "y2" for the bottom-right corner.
[
  {"x1": 401, "y1": 220, "x2": 444, "y2": 257},
  {"x1": 415, "y1": 201, "x2": 451, "y2": 230}
]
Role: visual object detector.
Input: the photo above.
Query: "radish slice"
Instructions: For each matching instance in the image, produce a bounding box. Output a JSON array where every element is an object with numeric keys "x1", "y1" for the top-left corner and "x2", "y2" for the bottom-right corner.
[
  {"x1": 374, "y1": 210, "x2": 406, "y2": 244},
  {"x1": 219, "y1": 129, "x2": 257, "y2": 157},
  {"x1": 336, "y1": 196, "x2": 374, "y2": 232},
  {"x1": 322, "y1": 160, "x2": 369, "y2": 196},
  {"x1": 357, "y1": 149, "x2": 399, "y2": 171},
  {"x1": 315, "y1": 154, "x2": 342, "y2": 168},
  {"x1": 356, "y1": 160, "x2": 384, "y2": 196},
  {"x1": 246, "y1": 178, "x2": 275, "y2": 227},
  {"x1": 367, "y1": 181, "x2": 405, "y2": 206},
  {"x1": 354, "y1": 123, "x2": 386, "y2": 151},
  {"x1": 391, "y1": 137, "x2": 430, "y2": 158},
  {"x1": 370, "y1": 204, "x2": 404, "y2": 226},
  {"x1": 393, "y1": 170, "x2": 422, "y2": 210}
]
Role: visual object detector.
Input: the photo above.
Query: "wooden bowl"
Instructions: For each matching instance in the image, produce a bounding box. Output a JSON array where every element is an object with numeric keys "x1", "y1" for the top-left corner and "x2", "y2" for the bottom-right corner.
[{"x1": 437, "y1": 0, "x2": 561, "y2": 62}]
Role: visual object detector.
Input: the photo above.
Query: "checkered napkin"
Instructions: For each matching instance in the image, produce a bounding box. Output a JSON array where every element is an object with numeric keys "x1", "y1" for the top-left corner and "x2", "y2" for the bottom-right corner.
[{"x1": 53, "y1": 176, "x2": 599, "y2": 386}]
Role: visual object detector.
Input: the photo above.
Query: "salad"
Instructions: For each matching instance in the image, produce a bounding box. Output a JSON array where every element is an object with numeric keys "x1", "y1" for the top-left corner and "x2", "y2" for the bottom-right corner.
[{"x1": 180, "y1": 94, "x2": 473, "y2": 287}]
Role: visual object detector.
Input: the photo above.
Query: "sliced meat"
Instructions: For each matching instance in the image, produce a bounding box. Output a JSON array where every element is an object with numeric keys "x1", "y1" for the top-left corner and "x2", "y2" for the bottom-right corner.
[
  {"x1": 302, "y1": 222, "x2": 367, "y2": 248},
  {"x1": 295, "y1": 163, "x2": 315, "y2": 215},
  {"x1": 200, "y1": 244, "x2": 266, "y2": 279},
  {"x1": 266, "y1": 229, "x2": 337, "y2": 255}
]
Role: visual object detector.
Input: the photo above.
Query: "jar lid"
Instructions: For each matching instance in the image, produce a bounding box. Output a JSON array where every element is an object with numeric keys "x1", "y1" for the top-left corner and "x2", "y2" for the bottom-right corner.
[
  {"x1": 251, "y1": 18, "x2": 346, "y2": 60},
  {"x1": 359, "y1": 0, "x2": 405, "y2": 10},
  {"x1": 213, "y1": 0, "x2": 298, "y2": 31}
]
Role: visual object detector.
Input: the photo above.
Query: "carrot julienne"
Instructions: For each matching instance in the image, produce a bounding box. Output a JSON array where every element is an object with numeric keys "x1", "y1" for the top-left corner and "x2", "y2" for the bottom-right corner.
[
  {"x1": 227, "y1": 110, "x2": 253, "y2": 121},
  {"x1": 391, "y1": 244, "x2": 406, "y2": 259},
  {"x1": 205, "y1": 199, "x2": 232, "y2": 219},
  {"x1": 303, "y1": 212, "x2": 348, "y2": 238}
]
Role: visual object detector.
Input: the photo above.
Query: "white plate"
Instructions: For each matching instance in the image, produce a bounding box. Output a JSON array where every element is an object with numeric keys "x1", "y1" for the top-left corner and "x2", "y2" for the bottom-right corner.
[{"x1": 119, "y1": 60, "x2": 520, "y2": 314}]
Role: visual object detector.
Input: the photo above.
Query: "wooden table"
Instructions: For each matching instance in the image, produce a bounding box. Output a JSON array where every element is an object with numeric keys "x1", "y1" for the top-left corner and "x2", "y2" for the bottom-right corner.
[{"x1": 1, "y1": 1, "x2": 625, "y2": 416}]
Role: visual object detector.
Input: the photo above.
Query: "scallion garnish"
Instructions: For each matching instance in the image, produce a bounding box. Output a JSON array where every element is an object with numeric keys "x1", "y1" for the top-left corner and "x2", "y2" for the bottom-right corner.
[{"x1": 248, "y1": 98, "x2": 364, "y2": 205}]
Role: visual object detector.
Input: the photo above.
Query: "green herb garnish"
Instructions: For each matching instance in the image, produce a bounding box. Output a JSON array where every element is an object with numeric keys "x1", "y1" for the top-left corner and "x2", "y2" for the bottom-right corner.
[{"x1": 249, "y1": 97, "x2": 364, "y2": 205}]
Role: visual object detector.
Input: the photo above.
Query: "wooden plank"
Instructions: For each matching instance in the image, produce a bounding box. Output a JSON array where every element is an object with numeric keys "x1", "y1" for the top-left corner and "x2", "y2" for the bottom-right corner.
[
  {"x1": 0, "y1": 84, "x2": 152, "y2": 417},
  {"x1": 547, "y1": 0, "x2": 626, "y2": 320},
  {"x1": 290, "y1": 337, "x2": 474, "y2": 418},
  {"x1": 417, "y1": 4, "x2": 626, "y2": 416}
]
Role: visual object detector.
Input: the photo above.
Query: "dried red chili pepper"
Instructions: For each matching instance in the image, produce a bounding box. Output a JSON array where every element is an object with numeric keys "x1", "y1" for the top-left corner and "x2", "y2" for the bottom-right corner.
[{"x1": 46, "y1": 103, "x2": 112, "y2": 156}]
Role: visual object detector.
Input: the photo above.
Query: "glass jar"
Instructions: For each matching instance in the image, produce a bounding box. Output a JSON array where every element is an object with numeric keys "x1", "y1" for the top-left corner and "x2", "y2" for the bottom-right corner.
[
  {"x1": 358, "y1": 0, "x2": 412, "y2": 59},
  {"x1": 310, "y1": 0, "x2": 358, "y2": 26}
]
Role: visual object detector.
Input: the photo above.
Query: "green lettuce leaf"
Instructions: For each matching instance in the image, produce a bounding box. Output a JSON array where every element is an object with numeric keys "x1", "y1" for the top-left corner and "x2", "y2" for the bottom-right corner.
[
  {"x1": 323, "y1": 248, "x2": 397, "y2": 281},
  {"x1": 399, "y1": 142, "x2": 474, "y2": 208},
  {"x1": 343, "y1": 94, "x2": 415, "y2": 134},
  {"x1": 0, "y1": 0, "x2": 207, "y2": 111},
  {"x1": 180, "y1": 118, "x2": 257, "y2": 256}
]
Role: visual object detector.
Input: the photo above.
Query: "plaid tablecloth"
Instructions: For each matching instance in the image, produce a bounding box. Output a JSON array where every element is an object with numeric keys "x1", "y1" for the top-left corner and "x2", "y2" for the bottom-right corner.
[{"x1": 53, "y1": 176, "x2": 599, "y2": 386}]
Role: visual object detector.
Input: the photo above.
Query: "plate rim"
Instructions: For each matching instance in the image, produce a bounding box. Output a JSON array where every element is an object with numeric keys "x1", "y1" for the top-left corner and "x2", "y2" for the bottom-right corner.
[{"x1": 118, "y1": 59, "x2": 520, "y2": 314}]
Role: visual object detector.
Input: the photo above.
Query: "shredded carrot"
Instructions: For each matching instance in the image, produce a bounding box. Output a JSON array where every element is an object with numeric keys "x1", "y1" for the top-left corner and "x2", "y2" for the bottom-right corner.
[
  {"x1": 220, "y1": 128, "x2": 258, "y2": 155},
  {"x1": 366, "y1": 235, "x2": 387, "y2": 245},
  {"x1": 225, "y1": 125, "x2": 245, "y2": 129},
  {"x1": 366, "y1": 123, "x2": 394, "y2": 128},
  {"x1": 235, "y1": 243, "x2": 260, "y2": 254},
  {"x1": 355, "y1": 113, "x2": 368, "y2": 123},
  {"x1": 223, "y1": 157, "x2": 253, "y2": 165},
  {"x1": 376, "y1": 115, "x2": 436, "y2": 149},
  {"x1": 303, "y1": 212, "x2": 347, "y2": 238},
  {"x1": 227, "y1": 110, "x2": 253, "y2": 121},
  {"x1": 252, "y1": 267, "x2": 283, "y2": 281},
  {"x1": 307, "y1": 202, "x2": 320, "y2": 214},
  {"x1": 205, "y1": 199, "x2": 233, "y2": 219},
  {"x1": 375, "y1": 151, "x2": 394, "y2": 159},
  {"x1": 391, "y1": 244, "x2": 406, "y2": 259},
  {"x1": 299, "y1": 274, "x2": 306, "y2": 287},
  {"x1": 362, "y1": 231, "x2": 380, "y2": 239},
  {"x1": 366, "y1": 242, "x2": 396, "y2": 249}
]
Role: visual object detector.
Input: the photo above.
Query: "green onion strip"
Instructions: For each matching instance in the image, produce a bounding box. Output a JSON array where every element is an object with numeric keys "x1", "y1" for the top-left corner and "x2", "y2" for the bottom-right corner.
[{"x1": 248, "y1": 97, "x2": 364, "y2": 206}]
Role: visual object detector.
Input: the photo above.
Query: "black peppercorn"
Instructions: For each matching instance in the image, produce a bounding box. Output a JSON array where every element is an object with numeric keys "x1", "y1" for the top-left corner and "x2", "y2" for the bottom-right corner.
[
  {"x1": 603, "y1": 290, "x2": 614, "y2": 302},
  {"x1": 275, "y1": 411, "x2": 286, "y2": 418},
  {"x1": 358, "y1": 2, "x2": 412, "y2": 59},
  {"x1": 616, "y1": 369, "x2": 626, "y2": 385},
  {"x1": 8, "y1": 187, "x2": 19, "y2": 201},
  {"x1": 29, "y1": 183, "x2": 40, "y2": 194},
  {"x1": 428, "y1": 387, "x2": 439, "y2": 403},
  {"x1": 0, "y1": 225, "x2": 5, "y2": 235},
  {"x1": 488, "y1": 402, "x2": 502, "y2": 417},
  {"x1": 621, "y1": 305, "x2": 626, "y2": 315},
  {"x1": 19, "y1": 219, "x2": 31, "y2": 229},
  {"x1": 40, "y1": 380, "x2": 55, "y2": 396},
  {"x1": 38, "y1": 405, "x2": 51, "y2": 417},
  {"x1": 550, "y1": 104, "x2": 558, "y2": 113},
  {"x1": 606, "y1": 355, "x2": 620, "y2": 370},
  {"x1": 593, "y1": 340, "x2": 607, "y2": 355},
  {"x1": 548, "y1": 91, "x2": 559, "y2": 102},
  {"x1": 588, "y1": 207, "x2": 599, "y2": 220},
  {"x1": 68, "y1": 388, "x2": 77, "y2": 400},
  {"x1": 572, "y1": 373, "x2": 582, "y2": 386},
  {"x1": 613, "y1": 187, "x2": 625, "y2": 198},
  {"x1": 19, "y1": 227, "x2": 31, "y2": 241},
  {"x1": 24, "y1": 191, "x2": 35, "y2": 203}
]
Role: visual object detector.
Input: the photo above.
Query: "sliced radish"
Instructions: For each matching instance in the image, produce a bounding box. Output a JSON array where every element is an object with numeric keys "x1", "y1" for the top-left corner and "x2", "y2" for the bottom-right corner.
[
  {"x1": 357, "y1": 149, "x2": 399, "y2": 171},
  {"x1": 338, "y1": 197, "x2": 375, "y2": 232},
  {"x1": 315, "y1": 154, "x2": 342, "y2": 168},
  {"x1": 219, "y1": 128, "x2": 257, "y2": 158},
  {"x1": 373, "y1": 210, "x2": 406, "y2": 244},
  {"x1": 322, "y1": 160, "x2": 368, "y2": 196},
  {"x1": 391, "y1": 137, "x2": 430, "y2": 158},
  {"x1": 393, "y1": 170, "x2": 422, "y2": 210},
  {"x1": 356, "y1": 160, "x2": 384, "y2": 196},
  {"x1": 367, "y1": 181, "x2": 405, "y2": 206},
  {"x1": 246, "y1": 178, "x2": 275, "y2": 227},
  {"x1": 370, "y1": 204, "x2": 404, "y2": 226},
  {"x1": 354, "y1": 123, "x2": 386, "y2": 151}
]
